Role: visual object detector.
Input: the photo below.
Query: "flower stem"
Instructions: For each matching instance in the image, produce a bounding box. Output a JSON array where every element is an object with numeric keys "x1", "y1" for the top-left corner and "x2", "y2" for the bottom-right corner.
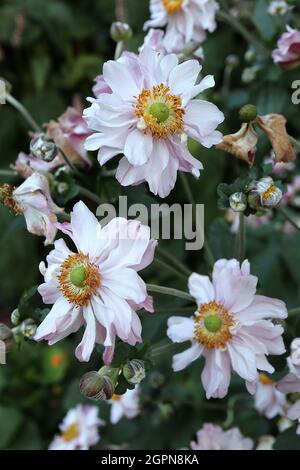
[
  {"x1": 154, "y1": 257, "x2": 188, "y2": 281},
  {"x1": 151, "y1": 343, "x2": 177, "y2": 358},
  {"x1": 289, "y1": 135, "x2": 300, "y2": 152},
  {"x1": 156, "y1": 246, "x2": 191, "y2": 277},
  {"x1": 277, "y1": 206, "x2": 300, "y2": 233},
  {"x1": 288, "y1": 307, "x2": 300, "y2": 317},
  {"x1": 77, "y1": 185, "x2": 102, "y2": 206},
  {"x1": 235, "y1": 213, "x2": 246, "y2": 263},
  {"x1": 114, "y1": 41, "x2": 124, "y2": 60},
  {"x1": 0, "y1": 169, "x2": 17, "y2": 177},
  {"x1": 180, "y1": 173, "x2": 215, "y2": 269},
  {"x1": 217, "y1": 11, "x2": 270, "y2": 56},
  {"x1": 6, "y1": 94, "x2": 42, "y2": 133},
  {"x1": 147, "y1": 283, "x2": 194, "y2": 302},
  {"x1": 57, "y1": 146, "x2": 83, "y2": 179}
]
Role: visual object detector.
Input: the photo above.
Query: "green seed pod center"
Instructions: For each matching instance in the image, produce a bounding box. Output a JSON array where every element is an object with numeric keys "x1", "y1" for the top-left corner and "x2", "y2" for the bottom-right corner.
[
  {"x1": 204, "y1": 315, "x2": 223, "y2": 333},
  {"x1": 70, "y1": 265, "x2": 86, "y2": 288},
  {"x1": 149, "y1": 102, "x2": 170, "y2": 122}
]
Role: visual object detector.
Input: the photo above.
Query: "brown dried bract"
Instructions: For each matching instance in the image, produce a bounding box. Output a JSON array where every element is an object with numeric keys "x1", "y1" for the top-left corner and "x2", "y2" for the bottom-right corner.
[
  {"x1": 216, "y1": 123, "x2": 257, "y2": 166},
  {"x1": 256, "y1": 113, "x2": 296, "y2": 163}
]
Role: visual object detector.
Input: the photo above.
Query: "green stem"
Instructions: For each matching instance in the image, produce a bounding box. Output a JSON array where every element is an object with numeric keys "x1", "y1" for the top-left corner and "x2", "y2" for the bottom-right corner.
[
  {"x1": 77, "y1": 185, "x2": 102, "y2": 205},
  {"x1": 0, "y1": 169, "x2": 18, "y2": 177},
  {"x1": 277, "y1": 206, "x2": 300, "y2": 233},
  {"x1": 156, "y1": 246, "x2": 191, "y2": 277},
  {"x1": 217, "y1": 11, "x2": 270, "y2": 56},
  {"x1": 180, "y1": 173, "x2": 214, "y2": 269},
  {"x1": 289, "y1": 135, "x2": 300, "y2": 152},
  {"x1": 288, "y1": 307, "x2": 300, "y2": 317},
  {"x1": 57, "y1": 146, "x2": 82, "y2": 179},
  {"x1": 114, "y1": 41, "x2": 124, "y2": 60},
  {"x1": 235, "y1": 213, "x2": 246, "y2": 262},
  {"x1": 151, "y1": 343, "x2": 177, "y2": 358},
  {"x1": 154, "y1": 257, "x2": 188, "y2": 281},
  {"x1": 6, "y1": 94, "x2": 42, "y2": 133},
  {"x1": 147, "y1": 284, "x2": 194, "y2": 302}
]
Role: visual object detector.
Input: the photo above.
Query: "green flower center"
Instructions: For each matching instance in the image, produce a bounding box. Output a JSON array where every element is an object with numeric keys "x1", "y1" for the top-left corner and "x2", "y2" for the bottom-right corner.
[
  {"x1": 149, "y1": 102, "x2": 170, "y2": 122},
  {"x1": 70, "y1": 265, "x2": 86, "y2": 288},
  {"x1": 204, "y1": 315, "x2": 223, "y2": 333}
]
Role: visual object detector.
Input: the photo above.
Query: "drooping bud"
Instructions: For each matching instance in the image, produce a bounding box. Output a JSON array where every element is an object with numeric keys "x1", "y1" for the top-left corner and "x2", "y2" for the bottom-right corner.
[
  {"x1": 30, "y1": 134, "x2": 57, "y2": 162},
  {"x1": 239, "y1": 104, "x2": 257, "y2": 123},
  {"x1": 217, "y1": 123, "x2": 258, "y2": 166},
  {"x1": 110, "y1": 22, "x2": 132, "y2": 42},
  {"x1": 229, "y1": 192, "x2": 247, "y2": 212},
  {"x1": 79, "y1": 371, "x2": 114, "y2": 400},
  {"x1": 0, "y1": 323, "x2": 14, "y2": 350},
  {"x1": 20, "y1": 318, "x2": 37, "y2": 339},
  {"x1": 256, "y1": 114, "x2": 296, "y2": 163},
  {"x1": 123, "y1": 359, "x2": 146, "y2": 385},
  {"x1": 10, "y1": 309, "x2": 21, "y2": 326}
]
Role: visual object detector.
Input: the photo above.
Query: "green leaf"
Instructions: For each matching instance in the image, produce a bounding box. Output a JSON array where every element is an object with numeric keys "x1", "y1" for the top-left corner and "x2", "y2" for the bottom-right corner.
[{"x1": 0, "y1": 406, "x2": 23, "y2": 449}]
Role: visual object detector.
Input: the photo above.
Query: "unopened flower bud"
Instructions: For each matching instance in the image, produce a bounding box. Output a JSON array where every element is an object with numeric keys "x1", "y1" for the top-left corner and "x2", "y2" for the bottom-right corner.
[
  {"x1": 225, "y1": 54, "x2": 239, "y2": 67},
  {"x1": 123, "y1": 359, "x2": 146, "y2": 385},
  {"x1": 239, "y1": 104, "x2": 257, "y2": 123},
  {"x1": 229, "y1": 192, "x2": 247, "y2": 212},
  {"x1": 20, "y1": 318, "x2": 37, "y2": 339},
  {"x1": 10, "y1": 309, "x2": 21, "y2": 326},
  {"x1": 30, "y1": 134, "x2": 57, "y2": 162},
  {"x1": 79, "y1": 371, "x2": 115, "y2": 400},
  {"x1": 110, "y1": 22, "x2": 132, "y2": 42},
  {"x1": 245, "y1": 48, "x2": 256, "y2": 63},
  {"x1": 57, "y1": 182, "x2": 69, "y2": 194},
  {"x1": 0, "y1": 323, "x2": 14, "y2": 350},
  {"x1": 242, "y1": 67, "x2": 257, "y2": 84}
]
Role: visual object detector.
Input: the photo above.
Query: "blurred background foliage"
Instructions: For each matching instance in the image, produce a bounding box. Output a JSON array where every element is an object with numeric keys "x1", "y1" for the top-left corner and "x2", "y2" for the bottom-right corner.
[{"x1": 0, "y1": 0, "x2": 300, "y2": 449}]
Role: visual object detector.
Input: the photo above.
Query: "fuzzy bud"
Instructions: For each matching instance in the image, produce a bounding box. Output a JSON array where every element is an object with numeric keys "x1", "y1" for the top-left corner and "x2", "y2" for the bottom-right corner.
[
  {"x1": 30, "y1": 134, "x2": 57, "y2": 162},
  {"x1": 79, "y1": 371, "x2": 115, "y2": 401},
  {"x1": 110, "y1": 22, "x2": 132, "y2": 42},
  {"x1": 239, "y1": 104, "x2": 257, "y2": 123},
  {"x1": 123, "y1": 359, "x2": 146, "y2": 385},
  {"x1": 229, "y1": 192, "x2": 248, "y2": 212}
]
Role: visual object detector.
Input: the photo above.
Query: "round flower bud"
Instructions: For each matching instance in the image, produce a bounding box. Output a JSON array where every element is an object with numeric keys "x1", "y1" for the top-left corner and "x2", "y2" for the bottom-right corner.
[
  {"x1": 239, "y1": 104, "x2": 257, "y2": 123},
  {"x1": 225, "y1": 54, "x2": 239, "y2": 67},
  {"x1": 123, "y1": 359, "x2": 146, "y2": 385},
  {"x1": 110, "y1": 22, "x2": 132, "y2": 42},
  {"x1": 0, "y1": 323, "x2": 14, "y2": 350},
  {"x1": 242, "y1": 67, "x2": 257, "y2": 84},
  {"x1": 20, "y1": 318, "x2": 37, "y2": 339},
  {"x1": 10, "y1": 308, "x2": 21, "y2": 326},
  {"x1": 30, "y1": 134, "x2": 57, "y2": 162},
  {"x1": 57, "y1": 182, "x2": 69, "y2": 195},
  {"x1": 229, "y1": 192, "x2": 247, "y2": 212},
  {"x1": 79, "y1": 371, "x2": 115, "y2": 401}
]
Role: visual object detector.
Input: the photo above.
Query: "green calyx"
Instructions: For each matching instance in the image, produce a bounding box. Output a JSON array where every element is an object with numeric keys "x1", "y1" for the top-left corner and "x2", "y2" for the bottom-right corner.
[
  {"x1": 149, "y1": 102, "x2": 170, "y2": 122},
  {"x1": 204, "y1": 315, "x2": 223, "y2": 333},
  {"x1": 70, "y1": 265, "x2": 86, "y2": 287}
]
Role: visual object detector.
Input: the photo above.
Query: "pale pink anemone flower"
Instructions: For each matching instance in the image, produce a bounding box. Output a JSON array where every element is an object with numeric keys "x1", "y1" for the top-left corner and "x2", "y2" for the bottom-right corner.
[
  {"x1": 109, "y1": 387, "x2": 140, "y2": 424},
  {"x1": 141, "y1": 28, "x2": 204, "y2": 59},
  {"x1": 253, "y1": 373, "x2": 287, "y2": 419},
  {"x1": 143, "y1": 0, "x2": 219, "y2": 53},
  {"x1": 277, "y1": 338, "x2": 300, "y2": 434},
  {"x1": 190, "y1": 423, "x2": 253, "y2": 450},
  {"x1": 84, "y1": 45, "x2": 224, "y2": 198},
  {"x1": 35, "y1": 201, "x2": 157, "y2": 363},
  {"x1": 46, "y1": 107, "x2": 92, "y2": 167},
  {"x1": 0, "y1": 172, "x2": 63, "y2": 245},
  {"x1": 272, "y1": 26, "x2": 300, "y2": 68},
  {"x1": 167, "y1": 259, "x2": 287, "y2": 399},
  {"x1": 49, "y1": 404, "x2": 104, "y2": 450}
]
